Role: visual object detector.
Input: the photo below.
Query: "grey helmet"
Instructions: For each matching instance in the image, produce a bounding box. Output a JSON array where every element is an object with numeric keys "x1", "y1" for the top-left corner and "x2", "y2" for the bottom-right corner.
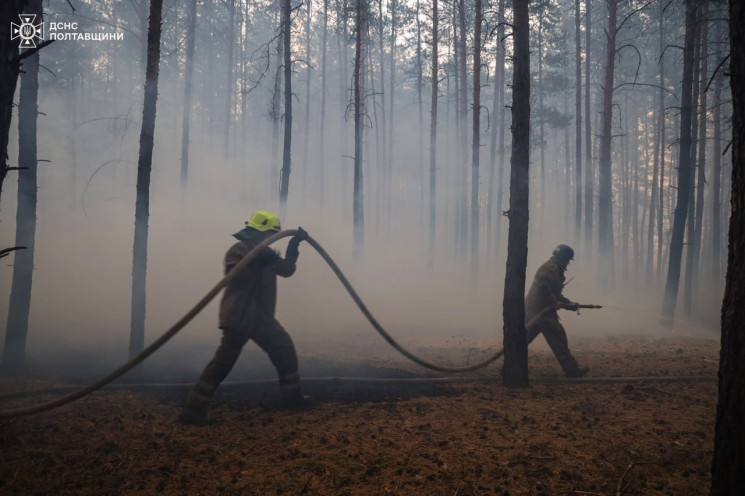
[{"x1": 552, "y1": 244, "x2": 574, "y2": 262}]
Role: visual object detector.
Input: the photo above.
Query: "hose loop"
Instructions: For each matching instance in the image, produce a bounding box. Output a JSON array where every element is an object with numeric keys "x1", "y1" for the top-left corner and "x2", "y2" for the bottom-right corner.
[{"x1": 1, "y1": 230, "x2": 530, "y2": 419}]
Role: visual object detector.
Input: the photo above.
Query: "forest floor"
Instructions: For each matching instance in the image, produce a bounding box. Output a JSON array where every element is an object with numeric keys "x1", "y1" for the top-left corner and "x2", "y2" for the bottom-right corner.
[{"x1": 0, "y1": 332, "x2": 719, "y2": 496}]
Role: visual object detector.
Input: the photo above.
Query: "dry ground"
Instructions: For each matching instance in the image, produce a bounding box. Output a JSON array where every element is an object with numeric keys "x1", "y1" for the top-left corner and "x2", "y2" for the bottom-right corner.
[{"x1": 0, "y1": 334, "x2": 719, "y2": 496}]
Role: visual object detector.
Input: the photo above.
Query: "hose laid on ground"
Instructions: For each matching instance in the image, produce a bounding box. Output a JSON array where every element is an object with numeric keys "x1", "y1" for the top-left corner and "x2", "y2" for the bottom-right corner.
[{"x1": 0, "y1": 229, "x2": 566, "y2": 418}]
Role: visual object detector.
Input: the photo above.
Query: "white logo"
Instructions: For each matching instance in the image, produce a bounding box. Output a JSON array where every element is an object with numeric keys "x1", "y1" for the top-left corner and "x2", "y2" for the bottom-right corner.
[{"x1": 11, "y1": 14, "x2": 44, "y2": 48}]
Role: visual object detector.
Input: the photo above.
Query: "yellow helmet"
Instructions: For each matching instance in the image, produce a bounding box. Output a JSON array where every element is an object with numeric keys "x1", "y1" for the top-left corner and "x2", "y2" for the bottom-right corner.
[{"x1": 246, "y1": 210, "x2": 281, "y2": 232}]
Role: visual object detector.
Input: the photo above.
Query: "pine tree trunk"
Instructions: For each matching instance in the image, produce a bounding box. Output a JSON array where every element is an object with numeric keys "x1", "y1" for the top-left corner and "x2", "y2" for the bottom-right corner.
[
  {"x1": 223, "y1": 0, "x2": 234, "y2": 157},
  {"x1": 457, "y1": 0, "x2": 468, "y2": 252},
  {"x1": 691, "y1": 9, "x2": 708, "y2": 307},
  {"x1": 353, "y1": 0, "x2": 365, "y2": 259},
  {"x1": 584, "y1": 0, "x2": 593, "y2": 256},
  {"x1": 486, "y1": 0, "x2": 505, "y2": 257},
  {"x1": 502, "y1": 0, "x2": 530, "y2": 389},
  {"x1": 657, "y1": 11, "x2": 667, "y2": 280},
  {"x1": 376, "y1": 0, "x2": 387, "y2": 222},
  {"x1": 710, "y1": 2, "x2": 745, "y2": 490},
  {"x1": 319, "y1": 0, "x2": 328, "y2": 207},
  {"x1": 470, "y1": 0, "x2": 482, "y2": 281},
  {"x1": 387, "y1": 0, "x2": 397, "y2": 210},
  {"x1": 661, "y1": 0, "x2": 696, "y2": 323},
  {"x1": 574, "y1": 0, "x2": 582, "y2": 238},
  {"x1": 684, "y1": 11, "x2": 702, "y2": 316},
  {"x1": 130, "y1": 0, "x2": 164, "y2": 362},
  {"x1": 416, "y1": 0, "x2": 424, "y2": 224},
  {"x1": 495, "y1": 0, "x2": 506, "y2": 257},
  {"x1": 711, "y1": 21, "x2": 723, "y2": 282},
  {"x1": 271, "y1": 2, "x2": 282, "y2": 189},
  {"x1": 3, "y1": 0, "x2": 41, "y2": 373},
  {"x1": 0, "y1": 0, "x2": 27, "y2": 204},
  {"x1": 598, "y1": 0, "x2": 617, "y2": 284},
  {"x1": 537, "y1": 11, "x2": 545, "y2": 223},
  {"x1": 428, "y1": 0, "x2": 439, "y2": 264},
  {"x1": 279, "y1": 0, "x2": 292, "y2": 214},
  {"x1": 180, "y1": 0, "x2": 197, "y2": 187},
  {"x1": 302, "y1": 0, "x2": 312, "y2": 192}
]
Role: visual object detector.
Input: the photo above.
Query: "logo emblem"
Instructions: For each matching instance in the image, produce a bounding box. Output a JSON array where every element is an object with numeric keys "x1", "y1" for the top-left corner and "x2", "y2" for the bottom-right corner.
[{"x1": 11, "y1": 14, "x2": 44, "y2": 49}]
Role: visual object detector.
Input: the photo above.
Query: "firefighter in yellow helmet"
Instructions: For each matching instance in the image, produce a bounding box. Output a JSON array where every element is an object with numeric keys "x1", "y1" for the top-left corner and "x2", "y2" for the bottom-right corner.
[{"x1": 180, "y1": 211, "x2": 309, "y2": 426}]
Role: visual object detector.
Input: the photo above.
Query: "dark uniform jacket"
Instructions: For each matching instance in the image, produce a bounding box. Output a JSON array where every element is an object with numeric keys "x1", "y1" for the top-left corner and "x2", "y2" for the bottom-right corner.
[
  {"x1": 525, "y1": 257, "x2": 572, "y2": 320},
  {"x1": 219, "y1": 228, "x2": 298, "y2": 329}
]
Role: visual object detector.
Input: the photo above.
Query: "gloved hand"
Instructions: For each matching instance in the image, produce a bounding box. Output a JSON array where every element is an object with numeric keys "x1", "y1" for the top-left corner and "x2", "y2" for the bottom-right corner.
[
  {"x1": 294, "y1": 226, "x2": 308, "y2": 242},
  {"x1": 564, "y1": 302, "x2": 580, "y2": 311},
  {"x1": 286, "y1": 227, "x2": 307, "y2": 260}
]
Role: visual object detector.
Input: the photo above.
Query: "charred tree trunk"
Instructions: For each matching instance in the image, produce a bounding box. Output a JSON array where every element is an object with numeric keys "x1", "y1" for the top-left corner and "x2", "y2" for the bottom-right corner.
[
  {"x1": 2, "y1": 0, "x2": 41, "y2": 373},
  {"x1": 279, "y1": 0, "x2": 292, "y2": 215},
  {"x1": 0, "y1": 0, "x2": 27, "y2": 203},
  {"x1": 353, "y1": 0, "x2": 365, "y2": 259},
  {"x1": 180, "y1": 0, "x2": 197, "y2": 187},
  {"x1": 710, "y1": 2, "x2": 745, "y2": 490},
  {"x1": 470, "y1": 0, "x2": 482, "y2": 281},
  {"x1": 130, "y1": 0, "x2": 164, "y2": 362},
  {"x1": 598, "y1": 0, "x2": 617, "y2": 284},
  {"x1": 661, "y1": 0, "x2": 696, "y2": 323},
  {"x1": 503, "y1": 0, "x2": 530, "y2": 389},
  {"x1": 428, "y1": 0, "x2": 439, "y2": 263}
]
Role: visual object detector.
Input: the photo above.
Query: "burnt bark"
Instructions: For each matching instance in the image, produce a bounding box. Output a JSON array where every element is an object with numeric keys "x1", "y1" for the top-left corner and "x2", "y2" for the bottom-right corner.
[
  {"x1": 130, "y1": 0, "x2": 164, "y2": 361},
  {"x1": 503, "y1": 0, "x2": 530, "y2": 389},
  {"x1": 0, "y1": 0, "x2": 27, "y2": 204},
  {"x1": 3, "y1": 0, "x2": 41, "y2": 373},
  {"x1": 710, "y1": 2, "x2": 745, "y2": 491},
  {"x1": 661, "y1": 0, "x2": 696, "y2": 323}
]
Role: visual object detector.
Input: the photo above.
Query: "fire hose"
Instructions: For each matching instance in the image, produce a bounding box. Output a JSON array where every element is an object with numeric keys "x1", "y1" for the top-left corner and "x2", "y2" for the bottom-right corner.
[{"x1": 0, "y1": 229, "x2": 599, "y2": 419}]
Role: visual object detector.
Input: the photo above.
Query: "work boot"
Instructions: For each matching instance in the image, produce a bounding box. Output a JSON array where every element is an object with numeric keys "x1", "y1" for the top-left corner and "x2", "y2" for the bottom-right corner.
[
  {"x1": 178, "y1": 408, "x2": 217, "y2": 427},
  {"x1": 565, "y1": 366, "x2": 590, "y2": 378}
]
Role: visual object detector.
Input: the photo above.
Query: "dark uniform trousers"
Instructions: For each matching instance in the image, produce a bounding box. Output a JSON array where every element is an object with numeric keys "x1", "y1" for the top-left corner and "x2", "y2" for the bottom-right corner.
[
  {"x1": 526, "y1": 313, "x2": 581, "y2": 375},
  {"x1": 184, "y1": 320, "x2": 300, "y2": 415}
]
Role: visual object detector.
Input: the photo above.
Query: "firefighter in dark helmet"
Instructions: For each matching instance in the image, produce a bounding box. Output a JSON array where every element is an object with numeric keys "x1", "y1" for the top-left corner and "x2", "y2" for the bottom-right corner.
[
  {"x1": 180, "y1": 210, "x2": 310, "y2": 426},
  {"x1": 524, "y1": 244, "x2": 589, "y2": 378}
]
